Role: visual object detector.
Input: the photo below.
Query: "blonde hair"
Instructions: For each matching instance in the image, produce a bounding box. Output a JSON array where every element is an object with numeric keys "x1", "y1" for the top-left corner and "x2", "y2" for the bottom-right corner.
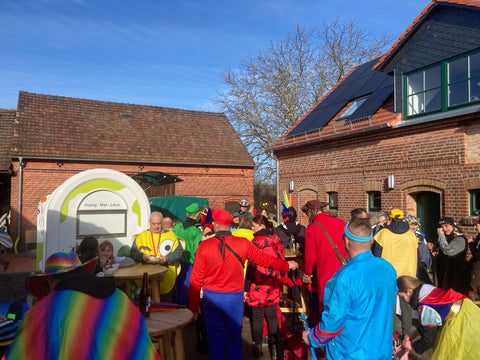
[
  {"x1": 397, "y1": 275, "x2": 422, "y2": 293},
  {"x1": 99, "y1": 240, "x2": 113, "y2": 252}
]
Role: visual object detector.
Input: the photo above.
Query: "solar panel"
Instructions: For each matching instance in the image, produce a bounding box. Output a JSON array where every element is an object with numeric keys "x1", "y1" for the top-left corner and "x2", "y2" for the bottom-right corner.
[{"x1": 286, "y1": 59, "x2": 394, "y2": 138}]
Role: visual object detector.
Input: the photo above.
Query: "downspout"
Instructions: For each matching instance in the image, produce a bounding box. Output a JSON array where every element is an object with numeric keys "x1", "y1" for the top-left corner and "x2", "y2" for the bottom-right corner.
[
  {"x1": 17, "y1": 157, "x2": 23, "y2": 241},
  {"x1": 272, "y1": 152, "x2": 280, "y2": 222}
]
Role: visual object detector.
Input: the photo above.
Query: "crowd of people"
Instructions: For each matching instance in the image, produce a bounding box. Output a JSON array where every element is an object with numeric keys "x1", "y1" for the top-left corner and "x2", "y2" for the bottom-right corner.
[{"x1": 2, "y1": 196, "x2": 480, "y2": 360}]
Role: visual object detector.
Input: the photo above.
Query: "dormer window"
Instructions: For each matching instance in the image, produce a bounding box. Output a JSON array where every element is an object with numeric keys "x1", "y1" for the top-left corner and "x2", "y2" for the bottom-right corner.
[
  {"x1": 405, "y1": 49, "x2": 480, "y2": 118},
  {"x1": 406, "y1": 65, "x2": 441, "y2": 116},
  {"x1": 448, "y1": 52, "x2": 480, "y2": 106},
  {"x1": 337, "y1": 96, "x2": 368, "y2": 121}
]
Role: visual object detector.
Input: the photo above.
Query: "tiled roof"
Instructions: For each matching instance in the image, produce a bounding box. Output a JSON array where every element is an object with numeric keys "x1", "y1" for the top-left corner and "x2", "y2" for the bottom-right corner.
[
  {"x1": 272, "y1": 60, "x2": 397, "y2": 151},
  {"x1": 0, "y1": 109, "x2": 16, "y2": 172},
  {"x1": 272, "y1": 65, "x2": 357, "y2": 148},
  {"x1": 375, "y1": 0, "x2": 480, "y2": 71},
  {"x1": 12, "y1": 91, "x2": 254, "y2": 167}
]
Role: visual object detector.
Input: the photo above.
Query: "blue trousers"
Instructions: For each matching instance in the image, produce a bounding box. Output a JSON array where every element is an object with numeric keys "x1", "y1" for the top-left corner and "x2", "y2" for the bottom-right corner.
[
  {"x1": 175, "y1": 262, "x2": 192, "y2": 307},
  {"x1": 203, "y1": 289, "x2": 244, "y2": 360}
]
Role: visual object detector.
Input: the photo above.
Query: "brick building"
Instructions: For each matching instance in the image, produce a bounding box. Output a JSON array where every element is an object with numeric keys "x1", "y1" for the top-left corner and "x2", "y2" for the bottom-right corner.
[
  {"x1": 1, "y1": 91, "x2": 254, "y2": 242},
  {"x1": 272, "y1": 0, "x2": 480, "y2": 242}
]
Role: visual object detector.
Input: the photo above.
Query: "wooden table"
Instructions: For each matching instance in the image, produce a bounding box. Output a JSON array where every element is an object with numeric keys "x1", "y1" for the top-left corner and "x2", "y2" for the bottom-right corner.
[
  {"x1": 280, "y1": 248, "x2": 308, "y2": 313},
  {"x1": 113, "y1": 264, "x2": 167, "y2": 302},
  {"x1": 146, "y1": 308, "x2": 193, "y2": 360}
]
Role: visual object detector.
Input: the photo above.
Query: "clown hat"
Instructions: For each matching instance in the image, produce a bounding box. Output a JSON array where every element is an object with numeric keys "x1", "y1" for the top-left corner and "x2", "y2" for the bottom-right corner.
[
  {"x1": 26, "y1": 252, "x2": 97, "y2": 299},
  {"x1": 239, "y1": 198, "x2": 249, "y2": 207}
]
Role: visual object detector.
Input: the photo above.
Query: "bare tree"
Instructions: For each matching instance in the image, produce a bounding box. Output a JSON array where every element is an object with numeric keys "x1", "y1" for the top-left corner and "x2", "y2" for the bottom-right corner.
[{"x1": 217, "y1": 20, "x2": 391, "y2": 184}]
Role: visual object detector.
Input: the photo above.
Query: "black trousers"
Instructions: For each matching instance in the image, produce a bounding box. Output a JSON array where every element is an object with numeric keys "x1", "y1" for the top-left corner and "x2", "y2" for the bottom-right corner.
[{"x1": 250, "y1": 304, "x2": 279, "y2": 344}]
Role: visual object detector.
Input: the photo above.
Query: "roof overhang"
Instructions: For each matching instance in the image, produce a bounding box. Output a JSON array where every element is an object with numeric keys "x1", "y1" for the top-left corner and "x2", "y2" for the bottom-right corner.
[{"x1": 272, "y1": 123, "x2": 392, "y2": 153}]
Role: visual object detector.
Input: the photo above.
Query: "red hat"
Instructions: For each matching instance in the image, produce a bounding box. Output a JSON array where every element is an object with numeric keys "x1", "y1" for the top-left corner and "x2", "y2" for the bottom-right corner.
[
  {"x1": 212, "y1": 209, "x2": 233, "y2": 226},
  {"x1": 301, "y1": 200, "x2": 328, "y2": 213}
]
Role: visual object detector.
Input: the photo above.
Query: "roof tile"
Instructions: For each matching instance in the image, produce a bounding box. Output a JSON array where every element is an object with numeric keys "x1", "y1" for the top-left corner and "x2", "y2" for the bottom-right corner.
[
  {"x1": 0, "y1": 109, "x2": 16, "y2": 171},
  {"x1": 13, "y1": 92, "x2": 254, "y2": 167}
]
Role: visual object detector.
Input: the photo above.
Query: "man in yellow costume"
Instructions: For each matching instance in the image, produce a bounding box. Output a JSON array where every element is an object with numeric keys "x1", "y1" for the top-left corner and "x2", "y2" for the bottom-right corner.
[{"x1": 131, "y1": 211, "x2": 183, "y2": 302}]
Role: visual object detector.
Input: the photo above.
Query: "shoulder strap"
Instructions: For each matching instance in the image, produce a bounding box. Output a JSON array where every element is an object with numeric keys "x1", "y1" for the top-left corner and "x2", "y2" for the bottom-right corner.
[
  {"x1": 216, "y1": 236, "x2": 244, "y2": 268},
  {"x1": 313, "y1": 221, "x2": 349, "y2": 265}
]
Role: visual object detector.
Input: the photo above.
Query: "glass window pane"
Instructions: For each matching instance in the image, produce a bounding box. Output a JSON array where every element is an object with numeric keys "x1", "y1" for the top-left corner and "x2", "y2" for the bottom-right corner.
[
  {"x1": 368, "y1": 192, "x2": 381, "y2": 212},
  {"x1": 425, "y1": 66, "x2": 441, "y2": 89},
  {"x1": 472, "y1": 190, "x2": 480, "y2": 215},
  {"x1": 449, "y1": 57, "x2": 468, "y2": 83},
  {"x1": 470, "y1": 52, "x2": 480, "y2": 78},
  {"x1": 328, "y1": 192, "x2": 338, "y2": 210},
  {"x1": 425, "y1": 88, "x2": 441, "y2": 112},
  {"x1": 407, "y1": 72, "x2": 423, "y2": 95},
  {"x1": 339, "y1": 97, "x2": 367, "y2": 118},
  {"x1": 408, "y1": 93, "x2": 424, "y2": 115},
  {"x1": 470, "y1": 77, "x2": 480, "y2": 102},
  {"x1": 449, "y1": 81, "x2": 468, "y2": 106}
]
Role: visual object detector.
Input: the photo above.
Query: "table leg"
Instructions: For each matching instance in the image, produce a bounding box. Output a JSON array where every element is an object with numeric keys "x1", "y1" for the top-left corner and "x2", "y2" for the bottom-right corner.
[
  {"x1": 162, "y1": 334, "x2": 175, "y2": 360},
  {"x1": 156, "y1": 337, "x2": 166, "y2": 360},
  {"x1": 151, "y1": 279, "x2": 160, "y2": 303},
  {"x1": 152, "y1": 330, "x2": 186, "y2": 360},
  {"x1": 173, "y1": 329, "x2": 185, "y2": 360}
]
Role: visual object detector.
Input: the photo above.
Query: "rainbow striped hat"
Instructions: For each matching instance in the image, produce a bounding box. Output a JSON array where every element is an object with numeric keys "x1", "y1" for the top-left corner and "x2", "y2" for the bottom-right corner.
[
  {"x1": 239, "y1": 197, "x2": 249, "y2": 207},
  {"x1": 26, "y1": 251, "x2": 97, "y2": 299}
]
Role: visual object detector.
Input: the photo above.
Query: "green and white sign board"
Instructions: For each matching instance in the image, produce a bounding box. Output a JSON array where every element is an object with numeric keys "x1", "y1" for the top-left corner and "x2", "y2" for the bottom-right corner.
[{"x1": 37, "y1": 168, "x2": 150, "y2": 271}]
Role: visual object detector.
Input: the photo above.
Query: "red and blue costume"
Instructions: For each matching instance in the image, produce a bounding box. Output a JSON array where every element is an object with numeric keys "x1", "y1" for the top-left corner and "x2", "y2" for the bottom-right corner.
[{"x1": 189, "y1": 230, "x2": 289, "y2": 360}]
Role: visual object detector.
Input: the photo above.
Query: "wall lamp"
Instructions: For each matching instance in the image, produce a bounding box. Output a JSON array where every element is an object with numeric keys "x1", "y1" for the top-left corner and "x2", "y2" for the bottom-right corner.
[
  {"x1": 289, "y1": 180, "x2": 294, "y2": 192},
  {"x1": 387, "y1": 174, "x2": 395, "y2": 190}
]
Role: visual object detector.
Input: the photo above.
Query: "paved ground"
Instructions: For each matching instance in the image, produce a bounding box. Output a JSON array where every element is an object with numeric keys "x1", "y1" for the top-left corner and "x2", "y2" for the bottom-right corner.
[{"x1": 182, "y1": 314, "x2": 307, "y2": 360}]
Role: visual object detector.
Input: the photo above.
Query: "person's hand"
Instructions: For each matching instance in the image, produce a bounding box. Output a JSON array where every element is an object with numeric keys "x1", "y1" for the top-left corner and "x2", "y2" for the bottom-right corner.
[
  {"x1": 287, "y1": 260, "x2": 298, "y2": 270},
  {"x1": 302, "y1": 330, "x2": 311, "y2": 345},
  {"x1": 142, "y1": 253, "x2": 151, "y2": 262},
  {"x1": 437, "y1": 227, "x2": 444, "y2": 235},
  {"x1": 468, "y1": 235, "x2": 475, "y2": 243},
  {"x1": 158, "y1": 255, "x2": 167, "y2": 265},
  {"x1": 302, "y1": 273, "x2": 312, "y2": 284},
  {"x1": 402, "y1": 335, "x2": 412, "y2": 351}
]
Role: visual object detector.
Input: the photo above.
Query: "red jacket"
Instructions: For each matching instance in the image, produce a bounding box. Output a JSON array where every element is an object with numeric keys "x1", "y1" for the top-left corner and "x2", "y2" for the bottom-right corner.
[
  {"x1": 304, "y1": 212, "x2": 347, "y2": 302},
  {"x1": 245, "y1": 232, "x2": 293, "y2": 307},
  {"x1": 188, "y1": 232, "x2": 289, "y2": 312}
]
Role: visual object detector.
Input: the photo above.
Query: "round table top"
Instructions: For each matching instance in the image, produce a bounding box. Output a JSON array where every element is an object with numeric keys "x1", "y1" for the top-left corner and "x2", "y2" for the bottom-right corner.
[
  {"x1": 113, "y1": 263, "x2": 168, "y2": 280},
  {"x1": 146, "y1": 308, "x2": 193, "y2": 337}
]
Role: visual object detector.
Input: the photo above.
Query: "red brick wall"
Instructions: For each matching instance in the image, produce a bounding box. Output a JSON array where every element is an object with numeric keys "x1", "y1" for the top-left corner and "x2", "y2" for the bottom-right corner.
[
  {"x1": 276, "y1": 120, "x2": 480, "y2": 235},
  {"x1": 9, "y1": 160, "x2": 253, "y2": 240}
]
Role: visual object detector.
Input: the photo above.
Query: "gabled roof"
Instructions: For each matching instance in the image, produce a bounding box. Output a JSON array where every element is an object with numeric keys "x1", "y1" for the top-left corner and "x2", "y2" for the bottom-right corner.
[
  {"x1": 272, "y1": 59, "x2": 394, "y2": 150},
  {"x1": 0, "y1": 109, "x2": 16, "y2": 172},
  {"x1": 375, "y1": 0, "x2": 480, "y2": 71},
  {"x1": 12, "y1": 91, "x2": 254, "y2": 167}
]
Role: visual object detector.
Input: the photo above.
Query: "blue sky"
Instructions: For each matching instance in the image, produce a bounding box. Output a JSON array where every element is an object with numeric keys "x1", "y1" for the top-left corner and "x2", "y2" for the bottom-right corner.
[{"x1": 1, "y1": 0, "x2": 429, "y2": 112}]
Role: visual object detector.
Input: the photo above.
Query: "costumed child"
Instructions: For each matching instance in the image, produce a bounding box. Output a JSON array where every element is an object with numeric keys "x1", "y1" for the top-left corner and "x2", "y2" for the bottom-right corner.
[
  {"x1": 245, "y1": 214, "x2": 298, "y2": 359},
  {"x1": 99, "y1": 240, "x2": 115, "y2": 269},
  {"x1": 99, "y1": 240, "x2": 135, "y2": 271},
  {"x1": 396, "y1": 275, "x2": 480, "y2": 359}
]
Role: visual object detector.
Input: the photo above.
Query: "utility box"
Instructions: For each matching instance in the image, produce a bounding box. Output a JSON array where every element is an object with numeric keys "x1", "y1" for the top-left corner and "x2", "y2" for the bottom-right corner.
[{"x1": 36, "y1": 168, "x2": 150, "y2": 271}]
